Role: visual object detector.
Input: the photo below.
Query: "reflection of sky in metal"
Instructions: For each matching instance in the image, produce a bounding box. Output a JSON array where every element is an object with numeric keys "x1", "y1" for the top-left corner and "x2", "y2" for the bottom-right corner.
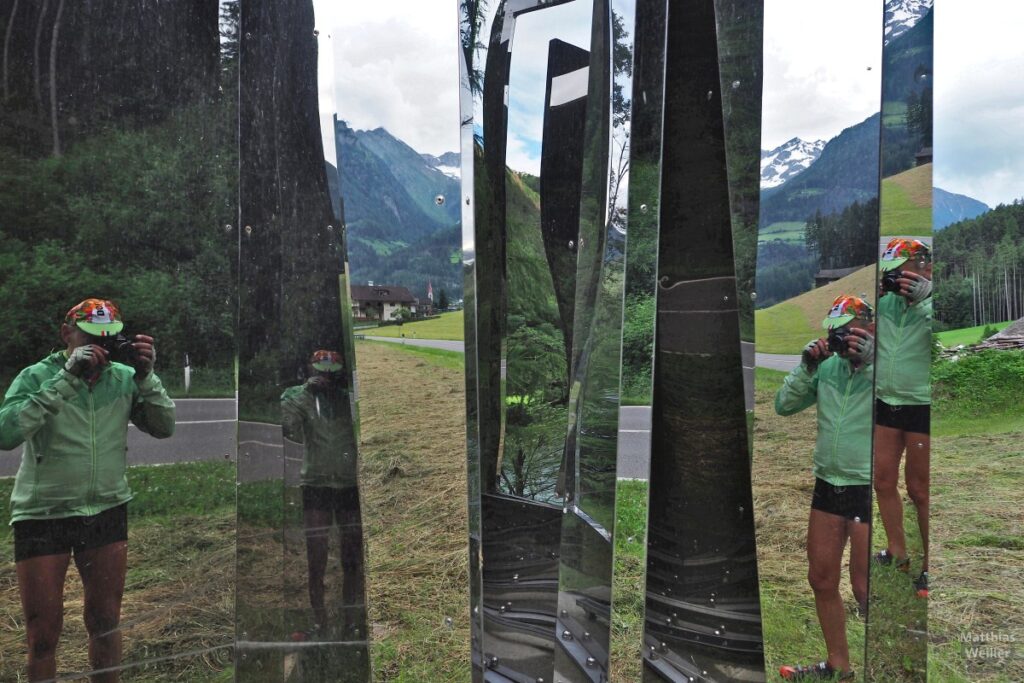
[
  {"x1": 762, "y1": 0, "x2": 882, "y2": 150},
  {"x1": 506, "y1": 2, "x2": 593, "y2": 175}
]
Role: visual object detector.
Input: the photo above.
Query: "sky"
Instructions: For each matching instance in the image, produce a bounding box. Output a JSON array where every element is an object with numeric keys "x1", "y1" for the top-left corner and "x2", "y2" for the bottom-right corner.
[
  {"x1": 933, "y1": 1, "x2": 1024, "y2": 208},
  {"x1": 762, "y1": 0, "x2": 883, "y2": 151},
  {"x1": 312, "y1": 1, "x2": 461, "y2": 158},
  {"x1": 307, "y1": 0, "x2": 1022, "y2": 208}
]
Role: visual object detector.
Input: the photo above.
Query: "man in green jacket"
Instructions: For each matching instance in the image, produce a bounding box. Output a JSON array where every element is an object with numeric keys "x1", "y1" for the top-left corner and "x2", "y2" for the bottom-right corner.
[
  {"x1": 776, "y1": 295, "x2": 875, "y2": 681},
  {"x1": 873, "y1": 238, "x2": 932, "y2": 597},
  {"x1": 281, "y1": 349, "x2": 363, "y2": 633},
  {"x1": 0, "y1": 299, "x2": 175, "y2": 682}
]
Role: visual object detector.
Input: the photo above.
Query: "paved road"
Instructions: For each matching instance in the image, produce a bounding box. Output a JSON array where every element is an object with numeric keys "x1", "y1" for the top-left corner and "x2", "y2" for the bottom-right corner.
[
  {"x1": 756, "y1": 353, "x2": 801, "y2": 372},
  {"x1": 0, "y1": 398, "x2": 237, "y2": 477},
  {"x1": 362, "y1": 335, "x2": 465, "y2": 352}
]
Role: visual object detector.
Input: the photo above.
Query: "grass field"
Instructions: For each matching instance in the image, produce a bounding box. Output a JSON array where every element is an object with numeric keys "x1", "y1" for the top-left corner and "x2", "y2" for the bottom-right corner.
[
  {"x1": 755, "y1": 266, "x2": 877, "y2": 354},
  {"x1": 364, "y1": 311, "x2": 465, "y2": 341},
  {"x1": 881, "y1": 164, "x2": 933, "y2": 237},
  {"x1": 935, "y1": 321, "x2": 1013, "y2": 348},
  {"x1": 0, "y1": 461, "x2": 236, "y2": 681},
  {"x1": 760, "y1": 221, "x2": 807, "y2": 245},
  {"x1": 753, "y1": 361, "x2": 1024, "y2": 682}
]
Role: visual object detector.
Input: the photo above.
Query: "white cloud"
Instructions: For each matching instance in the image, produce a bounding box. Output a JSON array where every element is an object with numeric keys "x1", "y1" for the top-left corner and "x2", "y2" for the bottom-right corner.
[
  {"x1": 313, "y1": 1, "x2": 461, "y2": 157},
  {"x1": 933, "y1": 1, "x2": 1024, "y2": 207},
  {"x1": 762, "y1": 0, "x2": 883, "y2": 150}
]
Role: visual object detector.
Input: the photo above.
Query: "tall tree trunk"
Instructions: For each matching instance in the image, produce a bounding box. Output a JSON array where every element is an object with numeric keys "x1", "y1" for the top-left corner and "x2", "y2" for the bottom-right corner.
[
  {"x1": 33, "y1": 0, "x2": 47, "y2": 114},
  {"x1": 48, "y1": 0, "x2": 63, "y2": 157},
  {"x1": 3, "y1": 0, "x2": 19, "y2": 102}
]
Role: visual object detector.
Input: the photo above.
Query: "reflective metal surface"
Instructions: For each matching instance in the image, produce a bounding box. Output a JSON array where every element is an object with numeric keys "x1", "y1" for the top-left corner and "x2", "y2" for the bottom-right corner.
[
  {"x1": 753, "y1": 2, "x2": 883, "y2": 681},
  {"x1": 0, "y1": 1, "x2": 235, "y2": 679},
  {"x1": 641, "y1": 0, "x2": 764, "y2": 680},
  {"x1": 866, "y1": 1, "x2": 933, "y2": 680},
  {"x1": 462, "y1": 1, "x2": 640, "y2": 680},
  {"x1": 236, "y1": 2, "x2": 369, "y2": 679}
]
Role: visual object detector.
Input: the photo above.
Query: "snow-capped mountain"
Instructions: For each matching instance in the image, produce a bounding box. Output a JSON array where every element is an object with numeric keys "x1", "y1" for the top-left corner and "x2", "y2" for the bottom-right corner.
[
  {"x1": 760, "y1": 138, "x2": 825, "y2": 190},
  {"x1": 885, "y1": 0, "x2": 931, "y2": 45},
  {"x1": 421, "y1": 151, "x2": 461, "y2": 179}
]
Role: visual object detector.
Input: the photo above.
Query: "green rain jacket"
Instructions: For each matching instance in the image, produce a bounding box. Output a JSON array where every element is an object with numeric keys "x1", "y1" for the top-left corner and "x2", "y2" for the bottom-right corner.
[
  {"x1": 876, "y1": 292, "x2": 932, "y2": 406},
  {"x1": 280, "y1": 383, "x2": 358, "y2": 489},
  {"x1": 774, "y1": 353, "x2": 873, "y2": 487},
  {"x1": 0, "y1": 352, "x2": 176, "y2": 523}
]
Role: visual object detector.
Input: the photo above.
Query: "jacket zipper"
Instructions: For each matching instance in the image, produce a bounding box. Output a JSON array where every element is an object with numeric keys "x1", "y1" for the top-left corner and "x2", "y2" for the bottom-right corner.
[
  {"x1": 831, "y1": 364, "x2": 854, "y2": 475},
  {"x1": 890, "y1": 304, "x2": 909, "y2": 390},
  {"x1": 88, "y1": 391, "x2": 97, "y2": 511}
]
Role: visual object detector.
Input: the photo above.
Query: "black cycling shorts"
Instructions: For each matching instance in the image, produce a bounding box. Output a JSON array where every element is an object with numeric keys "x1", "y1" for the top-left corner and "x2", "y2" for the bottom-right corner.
[
  {"x1": 875, "y1": 399, "x2": 930, "y2": 434},
  {"x1": 302, "y1": 485, "x2": 360, "y2": 517},
  {"x1": 811, "y1": 478, "x2": 871, "y2": 523},
  {"x1": 13, "y1": 503, "x2": 128, "y2": 562}
]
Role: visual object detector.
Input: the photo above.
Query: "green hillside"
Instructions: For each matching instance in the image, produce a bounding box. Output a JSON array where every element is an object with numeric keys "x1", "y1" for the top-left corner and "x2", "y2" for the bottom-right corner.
[
  {"x1": 755, "y1": 265, "x2": 878, "y2": 354},
  {"x1": 881, "y1": 163, "x2": 932, "y2": 236}
]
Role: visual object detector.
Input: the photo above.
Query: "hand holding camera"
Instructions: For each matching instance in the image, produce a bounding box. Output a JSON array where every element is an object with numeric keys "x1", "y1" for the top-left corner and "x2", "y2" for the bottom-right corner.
[
  {"x1": 881, "y1": 268, "x2": 932, "y2": 303},
  {"x1": 843, "y1": 327, "x2": 875, "y2": 363},
  {"x1": 801, "y1": 337, "x2": 832, "y2": 373},
  {"x1": 64, "y1": 344, "x2": 109, "y2": 377}
]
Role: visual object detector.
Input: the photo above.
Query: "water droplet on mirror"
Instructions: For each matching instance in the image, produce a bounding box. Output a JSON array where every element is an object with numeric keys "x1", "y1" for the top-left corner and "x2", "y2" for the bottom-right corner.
[
  {"x1": 583, "y1": 631, "x2": 591, "y2": 640},
  {"x1": 224, "y1": 224, "x2": 232, "y2": 232},
  {"x1": 435, "y1": 194, "x2": 445, "y2": 206},
  {"x1": 707, "y1": 90, "x2": 713, "y2": 100},
  {"x1": 586, "y1": 657, "x2": 596, "y2": 668},
  {"x1": 444, "y1": 616, "x2": 454, "y2": 628},
  {"x1": 640, "y1": 204, "x2": 648, "y2": 213},
  {"x1": 561, "y1": 629, "x2": 573, "y2": 641},
  {"x1": 751, "y1": 292, "x2": 758, "y2": 301},
  {"x1": 244, "y1": 225, "x2": 252, "y2": 235},
  {"x1": 568, "y1": 240, "x2": 575, "y2": 249},
  {"x1": 313, "y1": 29, "x2": 319, "y2": 37},
  {"x1": 732, "y1": 80, "x2": 741, "y2": 89}
]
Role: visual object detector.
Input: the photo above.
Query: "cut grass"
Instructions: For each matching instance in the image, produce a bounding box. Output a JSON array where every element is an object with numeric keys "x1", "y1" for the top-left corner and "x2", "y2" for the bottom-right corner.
[
  {"x1": 364, "y1": 311, "x2": 465, "y2": 341},
  {"x1": 935, "y1": 321, "x2": 1013, "y2": 348},
  {"x1": 0, "y1": 461, "x2": 236, "y2": 681},
  {"x1": 881, "y1": 165, "x2": 933, "y2": 237},
  {"x1": 755, "y1": 266, "x2": 877, "y2": 354},
  {"x1": 357, "y1": 339, "x2": 465, "y2": 371}
]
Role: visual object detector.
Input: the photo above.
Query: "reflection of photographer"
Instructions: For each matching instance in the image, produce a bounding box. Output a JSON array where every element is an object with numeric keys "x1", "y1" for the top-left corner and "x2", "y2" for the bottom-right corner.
[
  {"x1": 0, "y1": 298, "x2": 175, "y2": 681},
  {"x1": 775, "y1": 295, "x2": 874, "y2": 681},
  {"x1": 280, "y1": 350, "x2": 363, "y2": 633},
  {"x1": 874, "y1": 239, "x2": 932, "y2": 598}
]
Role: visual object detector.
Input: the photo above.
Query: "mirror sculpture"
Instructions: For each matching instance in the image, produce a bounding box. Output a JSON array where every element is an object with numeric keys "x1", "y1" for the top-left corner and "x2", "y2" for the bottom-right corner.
[
  {"x1": 237, "y1": 1, "x2": 369, "y2": 680},
  {"x1": 753, "y1": 2, "x2": 883, "y2": 681},
  {"x1": 460, "y1": 0, "x2": 637, "y2": 680},
  {"x1": 866, "y1": 1, "x2": 933, "y2": 680},
  {"x1": 0, "y1": 1, "x2": 235, "y2": 679},
  {"x1": 639, "y1": 0, "x2": 765, "y2": 680}
]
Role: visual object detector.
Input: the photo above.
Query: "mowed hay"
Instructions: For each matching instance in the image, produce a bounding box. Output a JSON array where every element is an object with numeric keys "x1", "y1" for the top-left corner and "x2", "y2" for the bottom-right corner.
[
  {"x1": 752, "y1": 383, "x2": 867, "y2": 679},
  {"x1": 0, "y1": 511, "x2": 234, "y2": 681},
  {"x1": 929, "y1": 431, "x2": 1024, "y2": 682},
  {"x1": 355, "y1": 341, "x2": 471, "y2": 681}
]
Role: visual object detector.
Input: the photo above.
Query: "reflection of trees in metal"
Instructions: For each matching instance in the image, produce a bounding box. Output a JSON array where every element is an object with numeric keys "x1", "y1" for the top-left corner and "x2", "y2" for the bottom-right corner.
[{"x1": 641, "y1": 0, "x2": 765, "y2": 680}]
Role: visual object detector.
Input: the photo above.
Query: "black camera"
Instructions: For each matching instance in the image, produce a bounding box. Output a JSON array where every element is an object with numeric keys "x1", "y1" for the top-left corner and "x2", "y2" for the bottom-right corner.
[
  {"x1": 827, "y1": 326, "x2": 851, "y2": 354},
  {"x1": 95, "y1": 333, "x2": 138, "y2": 364},
  {"x1": 881, "y1": 269, "x2": 904, "y2": 293}
]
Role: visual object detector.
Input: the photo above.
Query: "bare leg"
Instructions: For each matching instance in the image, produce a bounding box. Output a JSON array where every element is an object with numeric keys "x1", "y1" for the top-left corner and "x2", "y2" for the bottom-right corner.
[
  {"x1": 904, "y1": 431, "x2": 930, "y2": 571},
  {"x1": 807, "y1": 509, "x2": 853, "y2": 674},
  {"x1": 873, "y1": 423, "x2": 907, "y2": 561},
  {"x1": 17, "y1": 553, "x2": 71, "y2": 681},
  {"x1": 338, "y1": 487, "x2": 366, "y2": 608},
  {"x1": 848, "y1": 517, "x2": 871, "y2": 614},
  {"x1": 74, "y1": 541, "x2": 127, "y2": 683},
  {"x1": 304, "y1": 507, "x2": 332, "y2": 627}
]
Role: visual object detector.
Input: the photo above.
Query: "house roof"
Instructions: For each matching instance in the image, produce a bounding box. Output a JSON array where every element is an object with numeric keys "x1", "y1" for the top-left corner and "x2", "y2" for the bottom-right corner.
[
  {"x1": 350, "y1": 285, "x2": 418, "y2": 304},
  {"x1": 815, "y1": 266, "x2": 862, "y2": 279}
]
